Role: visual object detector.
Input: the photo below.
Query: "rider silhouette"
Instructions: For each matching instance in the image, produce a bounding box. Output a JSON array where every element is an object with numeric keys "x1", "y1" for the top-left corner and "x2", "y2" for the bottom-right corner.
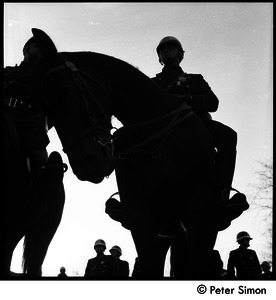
[
  {"x1": 4, "y1": 36, "x2": 49, "y2": 179},
  {"x1": 152, "y1": 36, "x2": 249, "y2": 229},
  {"x1": 4, "y1": 32, "x2": 66, "y2": 276}
]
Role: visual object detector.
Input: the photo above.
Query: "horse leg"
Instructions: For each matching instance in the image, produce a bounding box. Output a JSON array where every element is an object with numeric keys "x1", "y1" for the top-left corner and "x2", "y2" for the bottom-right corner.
[
  {"x1": 183, "y1": 157, "x2": 218, "y2": 278},
  {"x1": 23, "y1": 183, "x2": 65, "y2": 276},
  {"x1": 130, "y1": 225, "x2": 160, "y2": 279},
  {"x1": 170, "y1": 226, "x2": 190, "y2": 279},
  {"x1": 184, "y1": 220, "x2": 218, "y2": 279},
  {"x1": 22, "y1": 151, "x2": 66, "y2": 276},
  {"x1": 156, "y1": 236, "x2": 173, "y2": 277}
]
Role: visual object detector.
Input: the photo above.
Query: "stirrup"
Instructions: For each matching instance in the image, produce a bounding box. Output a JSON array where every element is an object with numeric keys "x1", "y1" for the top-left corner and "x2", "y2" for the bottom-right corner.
[
  {"x1": 225, "y1": 188, "x2": 249, "y2": 221},
  {"x1": 222, "y1": 187, "x2": 240, "y2": 202},
  {"x1": 216, "y1": 188, "x2": 250, "y2": 231},
  {"x1": 222, "y1": 187, "x2": 249, "y2": 209}
]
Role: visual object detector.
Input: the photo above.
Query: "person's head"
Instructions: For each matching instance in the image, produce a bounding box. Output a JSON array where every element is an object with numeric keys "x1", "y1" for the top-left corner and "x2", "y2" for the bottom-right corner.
[
  {"x1": 261, "y1": 261, "x2": 271, "y2": 273},
  {"x1": 109, "y1": 245, "x2": 122, "y2": 259},
  {"x1": 94, "y1": 239, "x2": 106, "y2": 254},
  {"x1": 60, "y1": 266, "x2": 66, "y2": 274},
  {"x1": 236, "y1": 231, "x2": 252, "y2": 248},
  {"x1": 23, "y1": 37, "x2": 44, "y2": 63},
  {"x1": 156, "y1": 36, "x2": 185, "y2": 66}
]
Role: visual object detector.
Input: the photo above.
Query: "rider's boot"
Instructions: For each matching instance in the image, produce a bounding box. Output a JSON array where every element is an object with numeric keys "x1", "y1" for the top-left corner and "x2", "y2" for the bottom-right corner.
[
  {"x1": 215, "y1": 150, "x2": 249, "y2": 230},
  {"x1": 105, "y1": 196, "x2": 131, "y2": 230}
]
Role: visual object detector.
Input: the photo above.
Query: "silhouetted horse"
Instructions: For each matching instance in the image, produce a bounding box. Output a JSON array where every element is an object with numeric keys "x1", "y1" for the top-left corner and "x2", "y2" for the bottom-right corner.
[
  {"x1": 30, "y1": 28, "x2": 246, "y2": 279},
  {"x1": 4, "y1": 113, "x2": 66, "y2": 277}
]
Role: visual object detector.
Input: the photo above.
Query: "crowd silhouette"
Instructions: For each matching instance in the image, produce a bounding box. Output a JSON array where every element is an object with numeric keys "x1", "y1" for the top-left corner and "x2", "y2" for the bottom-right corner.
[{"x1": 54, "y1": 233, "x2": 272, "y2": 280}]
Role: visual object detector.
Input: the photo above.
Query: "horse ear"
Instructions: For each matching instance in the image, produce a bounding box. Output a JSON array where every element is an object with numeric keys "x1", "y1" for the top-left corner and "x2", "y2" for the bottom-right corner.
[{"x1": 31, "y1": 28, "x2": 58, "y2": 57}]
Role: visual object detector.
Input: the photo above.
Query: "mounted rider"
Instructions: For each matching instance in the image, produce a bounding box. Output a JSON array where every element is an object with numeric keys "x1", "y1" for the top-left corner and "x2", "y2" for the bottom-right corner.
[
  {"x1": 4, "y1": 32, "x2": 66, "y2": 276},
  {"x1": 4, "y1": 36, "x2": 49, "y2": 179},
  {"x1": 152, "y1": 36, "x2": 249, "y2": 229}
]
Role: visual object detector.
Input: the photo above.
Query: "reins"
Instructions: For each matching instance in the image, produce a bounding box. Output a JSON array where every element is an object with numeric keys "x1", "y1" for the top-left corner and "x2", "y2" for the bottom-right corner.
[{"x1": 114, "y1": 103, "x2": 194, "y2": 159}]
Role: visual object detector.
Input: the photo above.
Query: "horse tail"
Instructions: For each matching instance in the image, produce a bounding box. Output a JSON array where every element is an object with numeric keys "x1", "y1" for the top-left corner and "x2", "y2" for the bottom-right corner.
[{"x1": 22, "y1": 182, "x2": 65, "y2": 276}]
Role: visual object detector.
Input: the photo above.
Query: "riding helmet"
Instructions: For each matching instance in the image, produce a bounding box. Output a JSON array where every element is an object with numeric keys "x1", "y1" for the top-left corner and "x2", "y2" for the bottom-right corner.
[{"x1": 156, "y1": 36, "x2": 184, "y2": 55}]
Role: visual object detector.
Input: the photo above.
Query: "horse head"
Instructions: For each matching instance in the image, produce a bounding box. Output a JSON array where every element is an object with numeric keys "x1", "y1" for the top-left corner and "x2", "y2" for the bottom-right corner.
[{"x1": 32, "y1": 28, "x2": 114, "y2": 183}]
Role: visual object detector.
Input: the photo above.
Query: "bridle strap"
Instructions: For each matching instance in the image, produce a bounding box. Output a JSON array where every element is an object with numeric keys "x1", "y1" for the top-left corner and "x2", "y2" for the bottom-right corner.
[
  {"x1": 46, "y1": 57, "x2": 113, "y2": 151},
  {"x1": 61, "y1": 59, "x2": 113, "y2": 142},
  {"x1": 46, "y1": 65, "x2": 67, "y2": 77}
]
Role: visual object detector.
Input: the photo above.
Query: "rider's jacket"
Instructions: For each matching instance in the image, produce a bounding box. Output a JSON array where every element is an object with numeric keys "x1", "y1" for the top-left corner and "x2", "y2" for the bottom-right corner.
[
  {"x1": 84, "y1": 254, "x2": 116, "y2": 278},
  {"x1": 151, "y1": 65, "x2": 219, "y2": 120},
  {"x1": 4, "y1": 61, "x2": 49, "y2": 150}
]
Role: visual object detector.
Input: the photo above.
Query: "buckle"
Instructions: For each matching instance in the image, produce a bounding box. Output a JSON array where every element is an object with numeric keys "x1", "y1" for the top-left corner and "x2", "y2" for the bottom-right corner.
[{"x1": 8, "y1": 98, "x2": 18, "y2": 107}]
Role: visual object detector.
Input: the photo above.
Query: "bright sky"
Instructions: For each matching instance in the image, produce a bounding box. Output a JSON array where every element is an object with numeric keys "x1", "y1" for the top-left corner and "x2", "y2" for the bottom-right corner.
[{"x1": 4, "y1": 2, "x2": 272, "y2": 285}]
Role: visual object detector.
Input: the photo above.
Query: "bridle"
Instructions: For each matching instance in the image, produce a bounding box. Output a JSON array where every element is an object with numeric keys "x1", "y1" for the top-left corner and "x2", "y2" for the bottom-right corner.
[{"x1": 46, "y1": 56, "x2": 115, "y2": 155}]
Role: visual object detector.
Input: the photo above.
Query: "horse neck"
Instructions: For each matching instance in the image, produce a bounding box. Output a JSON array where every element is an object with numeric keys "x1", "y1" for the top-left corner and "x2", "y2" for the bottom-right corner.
[
  {"x1": 113, "y1": 85, "x2": 182, "y2": 127},
  {"x1": 108, "y1": 70, "x2": 176, "y2": 126},
  {"x1": 56, "y1": 52, "x2": 181, "y2": 126}
]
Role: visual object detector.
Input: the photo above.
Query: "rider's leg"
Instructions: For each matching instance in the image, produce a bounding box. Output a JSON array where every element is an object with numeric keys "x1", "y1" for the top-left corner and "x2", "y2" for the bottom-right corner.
[
  {"x1": 204, "y1": 120, "x2": 249, "y2": 229},
  {"x1": 204, "y1": 120, "x2": 237, "y2": 200}
]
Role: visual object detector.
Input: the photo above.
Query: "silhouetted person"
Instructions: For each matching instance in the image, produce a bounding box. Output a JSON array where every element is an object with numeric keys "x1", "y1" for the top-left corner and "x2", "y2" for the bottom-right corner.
[
  {"x1": 210, "y1": 250, "x2": 229, "y2": 279},
  {"x1": 57, "y1": 266, "x2": 68, "y2": 278},
  {"x1": 4, "y1": 29, "x2": 66, "y2": 277},
  {"x1": 84, "y1": 239, "x2": 116, "y2": 278},
  {"x1": 4, "y1": 35, "x2": 49, "y2": 180},
  {"x1": 227, "y1": 231, "x2": 262, "y2": 279},
  {"x1": 109, "y1": 245, "x2": 129, "y2": 278},
  {"x1": 152, "y1": 36, "x2": 249, "y2": 230},
  {"x1": 260, "y1": 261, "x2": 273, "y2": 279}
]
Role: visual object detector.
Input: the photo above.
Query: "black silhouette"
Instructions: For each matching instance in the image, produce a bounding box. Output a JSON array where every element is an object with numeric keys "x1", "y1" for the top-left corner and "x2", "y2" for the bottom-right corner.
[
  {"x1": 132, "y1": 257, "x2": 141, "y2": 278},
  {"x1": 227, "y1": 231, "x2": 262, "y2": 279},
  {"x1": 210, "y1": 250, "x2": 229, "y2": 279},
  {"x1": 84, "y1": 239, "x2": 116, "y2": 278},
  {"x1": 26, "y1": 28, "x2": 250, "y2": 278},
  {"x1": 4, "y1": 36, "x2": 67, "y2": 277},
  {"x1": 57, "y1": 266, "x2": 68, "y2": 278},
  {"x1": 152, "y1": 36, "x2": 249, "y2": 225},
  {"x1": 260, "y1": 261, "x2": 273, "y2": 279},
  {"x1": 109, "y1": 245, "x2": 129, "y2": 277}
]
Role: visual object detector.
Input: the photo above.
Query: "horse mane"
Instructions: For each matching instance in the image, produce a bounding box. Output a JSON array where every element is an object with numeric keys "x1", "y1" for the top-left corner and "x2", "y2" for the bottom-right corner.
[{"x1": 58, "y1": 51, "x2": 180, "y2": 124}]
